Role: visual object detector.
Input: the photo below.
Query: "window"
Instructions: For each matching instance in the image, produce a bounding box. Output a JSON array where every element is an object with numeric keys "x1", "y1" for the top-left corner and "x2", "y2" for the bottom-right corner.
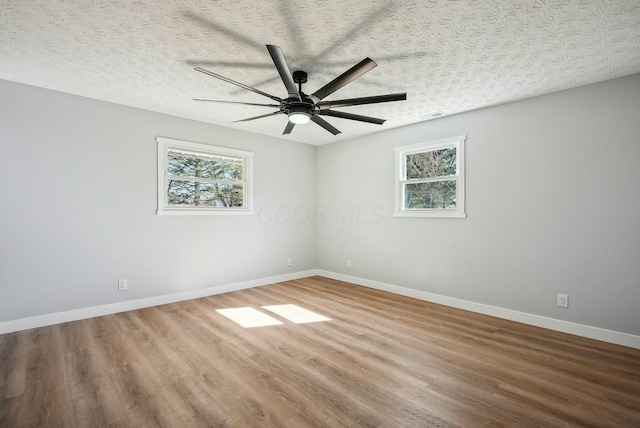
[
  {"x1": 394, "y1": 135, "x2": 466, "y2": 218},
  {"x1": 156, "y1": 137, "x2": 253, "y2": 215}
]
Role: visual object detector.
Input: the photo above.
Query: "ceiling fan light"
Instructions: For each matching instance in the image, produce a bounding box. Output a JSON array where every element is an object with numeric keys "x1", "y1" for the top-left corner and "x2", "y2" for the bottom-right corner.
[{"x1": 289, "y1": 112, "x2": 310, "y2": 124}]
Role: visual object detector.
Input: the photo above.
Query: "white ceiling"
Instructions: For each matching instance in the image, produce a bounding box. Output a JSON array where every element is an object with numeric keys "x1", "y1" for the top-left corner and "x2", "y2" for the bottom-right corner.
[{"x1": 1, "y1": 0, "x2": 639, "y2": 145}]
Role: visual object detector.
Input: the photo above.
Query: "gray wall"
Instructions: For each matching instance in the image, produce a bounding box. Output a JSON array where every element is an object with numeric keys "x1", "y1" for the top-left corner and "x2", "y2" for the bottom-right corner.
[
  {"x1": 0, "y1": 80, "x2": 317, "y2": 322},
  {"x1": 2, "y1": 74, "x2": 639, "y2": 337},
  {"x1": 317, "y1": 74, "x2": 640, "y2": 336}
]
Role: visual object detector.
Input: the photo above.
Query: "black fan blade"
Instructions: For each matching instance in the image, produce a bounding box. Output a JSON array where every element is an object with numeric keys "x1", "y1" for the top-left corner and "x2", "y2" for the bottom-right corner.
[
  {"x1": 319, "y1": 110, "x2": 385, "y2": 125},
  {"x1": 194, "y1": 67, "x2": 282, "y2": 102},
  {"x1": 317, "y1": 93, "x2": 406, "y2": 110},
  {"x1": 187, "y1": 60, "x2": 274, "y2": 70},
  {"x1": 193, "y1": 99, "x2": 280, "y2": 108},
  {"x1": 311, "y1": 58, "x2": 377, "y2": 101},
  {"x1": 311, "y1": 115, "x2": 341, "y2": 135},
  {"x1": 266, "y1": 45, "x2": 301, "y2": 101},
  {"x1": 232, "y1": 111, "x2": 283, "y2": 123},
  {"x1": 283, "y1": 121, "x2": 295, "y2": 135}
]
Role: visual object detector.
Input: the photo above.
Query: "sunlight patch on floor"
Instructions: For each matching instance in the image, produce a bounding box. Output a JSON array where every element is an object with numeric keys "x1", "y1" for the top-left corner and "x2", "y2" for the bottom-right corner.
[
  {"x1": 216, "y1": 307, "x2": 283, "y2": 328},
  {"x1": 262, "y1": 304, "x2": 331, "y2": 324}
]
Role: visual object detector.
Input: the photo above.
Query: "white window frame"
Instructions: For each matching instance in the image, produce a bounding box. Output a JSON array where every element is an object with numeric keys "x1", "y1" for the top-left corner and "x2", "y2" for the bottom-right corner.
[
  {"x1": 394, "y1": 135, "x2": 466, "y2": 218},
  {"x1": 156, "y1": 137, "x2": 254, "y2": 216}
]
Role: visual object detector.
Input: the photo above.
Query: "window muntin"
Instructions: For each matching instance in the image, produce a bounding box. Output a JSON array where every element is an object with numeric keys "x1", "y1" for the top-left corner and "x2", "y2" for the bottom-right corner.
[
  {"x1": 157, "y1": 137, "x2": 253, "y2": 215},
  {"x1": 395, "y1": 136, "x2": 466, "y2": 218}
]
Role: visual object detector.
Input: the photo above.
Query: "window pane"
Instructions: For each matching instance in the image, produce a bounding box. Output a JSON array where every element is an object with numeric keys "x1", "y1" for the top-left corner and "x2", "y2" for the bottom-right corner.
[
  {"x1": 406, "y1": 147, "x2": 456, "y2": 179},
  {"x1": 167, "y1": 180, "x2": 244, "y2": 207},
  {"x1": 405, "y1": 180, "x2": 456, "y2": 209},
  {"x1": 167, "y1": 152, "x2": 242, "y2": 181}
]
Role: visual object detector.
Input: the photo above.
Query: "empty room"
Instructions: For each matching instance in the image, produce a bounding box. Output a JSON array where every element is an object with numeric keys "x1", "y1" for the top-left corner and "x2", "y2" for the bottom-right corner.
[{"x1": 1, "y1": 0, "x2": 640, "y2": 426}]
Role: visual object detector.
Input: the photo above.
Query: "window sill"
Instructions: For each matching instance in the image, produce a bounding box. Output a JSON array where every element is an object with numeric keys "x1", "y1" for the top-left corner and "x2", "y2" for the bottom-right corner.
[
  {"x1": 394, "y1": 210, "x2": 466, "y2": 218},
  {"x1": 157, "y1": 209, "x2": 255, "y2": 216}
]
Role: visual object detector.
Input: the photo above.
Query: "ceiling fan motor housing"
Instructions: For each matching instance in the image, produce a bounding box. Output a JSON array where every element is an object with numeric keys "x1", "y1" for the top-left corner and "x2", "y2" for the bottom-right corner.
[
  {"x1": 284, "y1": 97, "x2": 317, "y2": 116},
  {"x1": 283, "y1": 71, "x2": 316, "y2": 118}
]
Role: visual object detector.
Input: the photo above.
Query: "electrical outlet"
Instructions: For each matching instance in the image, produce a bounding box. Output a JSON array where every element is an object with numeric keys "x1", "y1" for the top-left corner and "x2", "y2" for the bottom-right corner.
[
  {"x1": 287, "y1": 258, "x2": 292, "y2": 266},
  {"x1": 118, "y1": 279, "x2": 127, "y2": 291},
  {"x1": 346, "y1": 259, "x2": 352, "y2": 268},
  {"x1": 557, "y1": 293, "x2": 568, "y2": 308}
]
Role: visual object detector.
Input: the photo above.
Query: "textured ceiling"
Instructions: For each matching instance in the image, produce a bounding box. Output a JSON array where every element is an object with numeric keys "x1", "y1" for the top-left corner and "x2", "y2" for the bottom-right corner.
[{"x1": 1, "y1": 0, "x2": 639, "y2": 145}]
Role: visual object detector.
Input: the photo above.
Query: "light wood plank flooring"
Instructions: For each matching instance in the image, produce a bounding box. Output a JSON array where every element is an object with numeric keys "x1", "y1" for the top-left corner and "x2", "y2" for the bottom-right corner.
[{"x1": 1, "y1": 276, "x2": 640, "y2": 427}]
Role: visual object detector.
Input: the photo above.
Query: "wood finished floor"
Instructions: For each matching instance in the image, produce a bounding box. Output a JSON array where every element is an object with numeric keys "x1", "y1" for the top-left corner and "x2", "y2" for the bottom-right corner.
[{"x1": 1, "y1": 276, "x2": 640, "y2": 427}]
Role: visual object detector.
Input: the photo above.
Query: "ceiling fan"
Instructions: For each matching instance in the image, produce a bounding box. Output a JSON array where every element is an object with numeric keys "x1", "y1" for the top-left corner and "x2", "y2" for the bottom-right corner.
[{"x1": 193, "y1": 45, "x2": 407, "y2": 135}]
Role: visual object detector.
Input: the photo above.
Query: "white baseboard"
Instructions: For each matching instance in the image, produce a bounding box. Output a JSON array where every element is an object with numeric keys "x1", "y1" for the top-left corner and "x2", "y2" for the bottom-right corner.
[
  {"x1": 317, "y1": 270, "x2": 640, "y2": 350},
  {"x1": 3, "y1": 269, "x2": 639, "y2": 350},
  {"x1": 0, "y1": 270, "x2": 321, "y2": 335}
]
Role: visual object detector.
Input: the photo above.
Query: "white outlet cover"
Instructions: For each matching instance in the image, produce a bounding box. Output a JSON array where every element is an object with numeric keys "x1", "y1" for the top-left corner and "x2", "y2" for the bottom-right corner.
[{"x1": 557, "y1": 294, "x2": 568, "y2": 308}]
